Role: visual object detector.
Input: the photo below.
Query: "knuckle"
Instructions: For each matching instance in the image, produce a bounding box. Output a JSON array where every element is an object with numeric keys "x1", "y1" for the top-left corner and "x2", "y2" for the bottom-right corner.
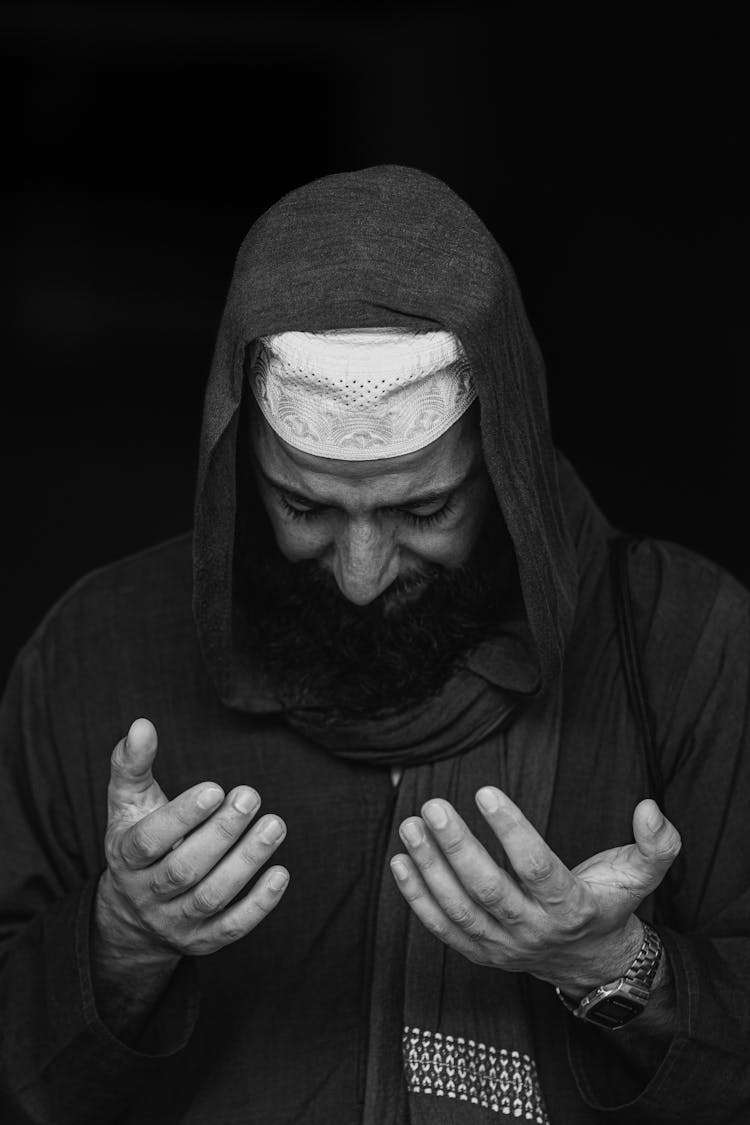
[
  {"x1": 557, "y1": 909, "x2": 589, "y2": 940},
  {"x1": 251, "y1": 894, "x2": 273, "y2": 920},
  {"x1": 496, "y1": 903, "x2": 524, "y2": 925},
  {"x1": 238, "y1": 841, "x2": 263, "y2": 868},
  {"x1": 488, "y1": 895, "x2": 524, "y2": 925},
  {"x1": 418, "y1": 849, "x2": 439, "y2": 873},
  {"x1": 474, "y1": 880, "x2": 506, "y2": 909},
  {"x1": 212, "y1": 815, "x2": 240, "y2": 843},
  {"x1": 218, "y1": 921, "x2": 248, "y2": 944},
  {"x1": 150, "y1": 859, "x2": 194, "y2": 896},
  {"x1": 661, "y1": 827, "x2": 682, "y2": 856},
  {"x1": 526, "y1": 855, "x2": 555, "y2": 884},
  {"x1": 109, "y1": 741, "x2": 127, "y2": 775},
  {"x1": 444, "y1": 899, "x2": 477, "y2": 929},
  {"x1": 440, "y1": 833, "x2": 466, "y2": 857},
  {"x1": 179, "y1": 897, "x2": 199, "y2": 924},
  {"x1": 522, "y1": 923, "x2": 546, "y2": 952},
  {"x1": 103, "y1": 830, "x2": 121, "y2": 869},
  {"x1": 425, "y1": 915, "x2": 450, "y2": 941},
  {"x1": 250, "y1": 893, "x2": 277, "y2": 923},
  {"x1": 173, "y1": 802, "x2": 199, "y2": 831},
  {"x1": 190, "y1": 885, "x2": 223, "y2": 916},
  {"x1": 124, "y1": 825, "x2": 159, "y2": 864},
  {"x1": 402, "y1": 882, "x2": 425, "y2": 905},
  {"x1": 439, "y1": 901, "x2": 486, "y2": 942}
]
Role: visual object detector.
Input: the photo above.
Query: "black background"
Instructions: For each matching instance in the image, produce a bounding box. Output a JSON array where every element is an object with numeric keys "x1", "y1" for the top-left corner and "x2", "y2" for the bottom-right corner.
[{"x1": 4, "y1": 3, "x2": 748, "y2": 687}]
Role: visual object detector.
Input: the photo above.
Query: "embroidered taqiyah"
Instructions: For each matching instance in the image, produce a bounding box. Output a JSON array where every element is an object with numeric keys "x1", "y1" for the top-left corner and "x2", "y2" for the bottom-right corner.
[{"x1": 247, "y1": 327, "x2": 476, "y2": 460}]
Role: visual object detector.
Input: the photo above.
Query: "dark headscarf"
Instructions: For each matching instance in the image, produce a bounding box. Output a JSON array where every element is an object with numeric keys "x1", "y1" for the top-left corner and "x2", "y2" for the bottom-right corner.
[
  {"x1": 194, "y1": 165, "x2": 578, "y2": 711},
  {"x1": 193, "y1": 166, "x2": 586, "y2": 1123}
]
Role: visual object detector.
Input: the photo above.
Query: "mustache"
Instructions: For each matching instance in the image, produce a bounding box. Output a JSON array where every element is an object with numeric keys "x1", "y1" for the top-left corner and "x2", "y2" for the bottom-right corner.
[{"x1": 286, "y1": 560, "x2": 444, "y2": 616}]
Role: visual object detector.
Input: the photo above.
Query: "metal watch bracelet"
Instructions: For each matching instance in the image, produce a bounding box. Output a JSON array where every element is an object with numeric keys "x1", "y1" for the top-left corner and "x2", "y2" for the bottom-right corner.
[{"x1": 555, "y1": 920, "x2": 663, "y2": 1028}]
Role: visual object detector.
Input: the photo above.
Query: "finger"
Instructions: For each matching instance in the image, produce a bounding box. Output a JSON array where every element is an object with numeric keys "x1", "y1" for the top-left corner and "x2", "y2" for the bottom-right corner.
[
  {"x1": 172, "y1": 811, "x2": 286, "y2": 915},
  {"x1": 398, "y1": 815, "x2": 499, "y2": 941},
  {"x1": 390, "y1": 852, "x2": 483, "y2": 961},
  {"x1": 153, "y1": 803, "x2": 285, "y2": 910},
  {"x1": 631, "y1": 800, "x2": 682, "y2": 888},
  {"x1": 194, "y1": 866, "x2": 290, "y2": 954},
  {"x1": 475, "y1": 787, "x2": 578, "y2": 910},
  {"x1": 108, "y1": 718, "x2": 165, "y2": 812},
  {"x1": 118, "y1": 780, "x2": 229, "y2": 869},
  {"x1": 418, "y1": 800, "x2": 529, "y2": 925}
]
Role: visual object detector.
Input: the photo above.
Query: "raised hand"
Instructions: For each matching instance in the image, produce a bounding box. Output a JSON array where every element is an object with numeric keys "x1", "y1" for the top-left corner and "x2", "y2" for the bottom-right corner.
[
  {"x1": 96, "y1": 717, "x2": 289, "y2": 962},
  {"x1": 390, "y1": 787, "x2": 681, "y2": 996}
]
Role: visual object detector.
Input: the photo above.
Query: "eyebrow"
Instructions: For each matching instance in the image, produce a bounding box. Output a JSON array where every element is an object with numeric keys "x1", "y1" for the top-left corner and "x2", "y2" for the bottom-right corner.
[{"x1": 254, "y1": 463, "x2": 479, "y2": 509}]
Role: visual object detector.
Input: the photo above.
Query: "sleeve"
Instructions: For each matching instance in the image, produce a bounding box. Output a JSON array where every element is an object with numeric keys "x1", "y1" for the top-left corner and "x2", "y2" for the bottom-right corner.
[
  {"x1": 565, "y1": 544, "x2": 750, "y2": 1124},
  {"x1": 0, "y1": 637, "x2": 200, "y2": 1125}
]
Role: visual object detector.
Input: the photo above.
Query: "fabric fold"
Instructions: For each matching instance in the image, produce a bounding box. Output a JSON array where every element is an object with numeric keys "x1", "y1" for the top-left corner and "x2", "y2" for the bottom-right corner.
[{"x1": 362, "y1": 675, "x2": 562, "y2": 1123}]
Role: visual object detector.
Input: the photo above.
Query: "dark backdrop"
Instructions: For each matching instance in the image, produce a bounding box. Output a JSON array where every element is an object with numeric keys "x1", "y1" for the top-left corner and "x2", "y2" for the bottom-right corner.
[{"x1": 5, "y1": 3, "x2": 748, "y2": 687}]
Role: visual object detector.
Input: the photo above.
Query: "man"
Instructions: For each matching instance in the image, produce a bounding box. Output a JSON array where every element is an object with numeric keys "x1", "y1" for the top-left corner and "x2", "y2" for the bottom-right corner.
[{"x1": 1, "y1": 165, "x2": 748, "y2": 1124}]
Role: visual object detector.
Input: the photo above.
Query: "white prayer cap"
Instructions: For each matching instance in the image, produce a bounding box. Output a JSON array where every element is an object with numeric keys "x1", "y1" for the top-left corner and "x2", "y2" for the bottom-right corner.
[{"x1": 247, "y1": 327, "x2": 477, "y2": 460}]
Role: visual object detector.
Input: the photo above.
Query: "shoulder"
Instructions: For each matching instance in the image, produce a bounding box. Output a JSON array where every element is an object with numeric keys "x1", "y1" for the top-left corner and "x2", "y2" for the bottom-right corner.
[
  {"x1": 625, "y1": 536, "x2": 750, "y2": 654},
  {"x1": 22, "y1": 533, "x2": 195, "y2": 673},
  {"x1": 622, "y1": 537, "x2": 750, "y2": 751}
]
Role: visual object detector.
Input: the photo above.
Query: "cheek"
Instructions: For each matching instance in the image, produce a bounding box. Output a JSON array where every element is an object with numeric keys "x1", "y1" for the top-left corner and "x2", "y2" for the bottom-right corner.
[
  {"x1": 266, "y1": 510, "x2": 332, "y2": 561},
  {"x1": 400, "y1": 517, "x2": 481, "y2": 569},
  {"x1": 404, "y1": 489, "x2": 493, "y2": 567}
]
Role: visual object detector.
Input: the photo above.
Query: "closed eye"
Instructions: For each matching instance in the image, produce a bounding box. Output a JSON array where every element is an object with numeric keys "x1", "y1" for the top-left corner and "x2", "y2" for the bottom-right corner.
[
  {"x1": 277, "y1": 493, "x2": 455, "y2": 527},
  {"x1": 278, "y1": 494, "x2": 327, "y2": 520},
  {"x1": 396, "y1": 500, "x2": 455, "y2": 527}
]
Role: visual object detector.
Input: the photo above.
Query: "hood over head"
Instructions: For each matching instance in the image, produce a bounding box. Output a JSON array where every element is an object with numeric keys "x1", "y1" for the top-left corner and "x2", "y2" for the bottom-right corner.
[{"x1": 193, "y1": 165, "x2": 579, "y2": 712}]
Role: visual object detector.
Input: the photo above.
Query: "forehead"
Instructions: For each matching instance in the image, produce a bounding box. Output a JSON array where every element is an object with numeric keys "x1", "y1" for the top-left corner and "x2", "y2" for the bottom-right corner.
[{"x1": 250, "y1": 400, "x2": 483, "y2": 498}]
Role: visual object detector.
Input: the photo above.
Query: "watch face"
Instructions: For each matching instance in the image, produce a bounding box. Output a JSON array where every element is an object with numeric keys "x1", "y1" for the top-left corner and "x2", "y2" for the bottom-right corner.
[{"x1": 584, "y1": 993, "x2": 643, "y2": 1029}]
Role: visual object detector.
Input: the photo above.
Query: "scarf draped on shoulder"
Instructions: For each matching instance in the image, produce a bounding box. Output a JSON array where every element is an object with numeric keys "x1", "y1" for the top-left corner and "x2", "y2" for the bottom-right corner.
[{"x1": 192, "y1": 166, "x2": 600, "y2": 1123}]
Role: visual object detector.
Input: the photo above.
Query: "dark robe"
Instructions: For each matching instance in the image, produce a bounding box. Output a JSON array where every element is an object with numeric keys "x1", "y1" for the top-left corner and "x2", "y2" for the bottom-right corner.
[{"x1": 1, "y1": 166, "x2": 749, "y2": 1123}]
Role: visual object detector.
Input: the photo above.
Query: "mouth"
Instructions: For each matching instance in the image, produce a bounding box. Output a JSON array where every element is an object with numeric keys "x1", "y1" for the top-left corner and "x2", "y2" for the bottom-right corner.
[{"x1": 381, "y1": 575, "x2": 430, "y2": 611}]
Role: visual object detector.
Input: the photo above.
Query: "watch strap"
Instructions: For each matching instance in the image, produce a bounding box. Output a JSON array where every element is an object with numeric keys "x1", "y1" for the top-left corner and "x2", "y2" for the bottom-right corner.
[{"x1": 555, "y1": 921, "x2": 663, "y2": 1025}]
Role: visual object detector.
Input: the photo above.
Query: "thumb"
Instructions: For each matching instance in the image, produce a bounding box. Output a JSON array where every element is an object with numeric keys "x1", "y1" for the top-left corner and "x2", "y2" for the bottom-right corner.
[
  {"x1": 108, "y1": 718, "x2": 167, "y2": 815},
  {"x1": 631, "y1": 799, "x2": 682, "y2": 888}
]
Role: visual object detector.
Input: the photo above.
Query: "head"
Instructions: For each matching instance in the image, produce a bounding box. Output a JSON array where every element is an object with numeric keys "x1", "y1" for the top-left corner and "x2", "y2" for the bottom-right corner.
[
  {"x1": 195, "y1": 168, "x2": 578, "y2": 719},
  {"x1": 237, "y1": 393, "x2": 520, "y2": 716}
]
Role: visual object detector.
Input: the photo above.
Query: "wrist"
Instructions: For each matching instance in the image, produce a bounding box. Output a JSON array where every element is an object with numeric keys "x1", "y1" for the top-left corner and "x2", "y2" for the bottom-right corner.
[
  {"x1": 549, "y1": 915, "x2": 645, "y2": 999},
  {"x1": 555, "y1": 919, "x2": 665, "y2": 1032},
  {"x1": 94, "y1": 871, "x2": 180, "y2": 971}
]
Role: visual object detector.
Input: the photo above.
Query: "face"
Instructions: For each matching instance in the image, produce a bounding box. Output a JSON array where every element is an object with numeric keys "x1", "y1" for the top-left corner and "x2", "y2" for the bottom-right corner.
[
  {"x1": 240, "y1": 399, "x2": 518, "y2": 715},
  {"x1": 249, "y1": 401, "x2": 496, "y2": 608}
]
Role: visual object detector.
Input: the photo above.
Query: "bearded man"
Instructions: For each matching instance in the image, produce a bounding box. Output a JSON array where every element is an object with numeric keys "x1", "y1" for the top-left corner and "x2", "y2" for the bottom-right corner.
[{"x1": 1, "y1": 166, "x2": 748, "y2": 1125}]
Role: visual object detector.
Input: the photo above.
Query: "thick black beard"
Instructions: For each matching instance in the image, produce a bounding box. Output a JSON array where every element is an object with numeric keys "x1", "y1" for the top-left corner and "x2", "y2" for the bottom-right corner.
[{"x1": 236, "y1": 501, "x2": 520, "y2": 718}]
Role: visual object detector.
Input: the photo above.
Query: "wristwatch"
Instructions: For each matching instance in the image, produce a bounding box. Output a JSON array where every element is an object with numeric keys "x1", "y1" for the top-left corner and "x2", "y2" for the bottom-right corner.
[{"x1": 555, "y1": 921, "x2": 663, "y2": 1030}]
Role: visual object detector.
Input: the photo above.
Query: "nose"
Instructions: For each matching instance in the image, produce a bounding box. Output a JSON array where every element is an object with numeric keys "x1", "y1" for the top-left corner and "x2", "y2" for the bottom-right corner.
[{"x1": 331, "y1": 518, "x2": 399, "y2": 605}]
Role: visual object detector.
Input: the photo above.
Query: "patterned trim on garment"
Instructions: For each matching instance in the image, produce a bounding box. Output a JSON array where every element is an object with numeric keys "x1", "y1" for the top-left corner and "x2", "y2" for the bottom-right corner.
[{"x1": 403, "y1": 1026, "x2": 550, "y2": 1121}]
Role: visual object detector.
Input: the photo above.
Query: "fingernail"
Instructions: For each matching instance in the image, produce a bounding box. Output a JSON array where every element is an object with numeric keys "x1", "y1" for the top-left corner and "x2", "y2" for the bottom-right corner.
[
  {"x1": 197, "y1": 786, "x2": 223, "y2": 810},
  {"x1": 423, "y1": 801, "x2": 449, "y2": 830},
  {"x1": 400, "y1": 819, "x2": 424, "y2": 847},
  {"x1": 477, "y1": 787, "x2": 500, "y2": 814},
  {"x1": 268, "y1": 869, "x2": 289, "y2": 892},
  {"x1": 233, "y1": 788, "x2": 258, "y2": 814},
  {"x1": 391, "y1": 857, "x2": 409, "y2": 881},
  {"x1": 648, "y1": 807, "x2": 664, "y2": 832},
  {"x1": 260, "y1": 817, "x2": 284, "y2": 844}
]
